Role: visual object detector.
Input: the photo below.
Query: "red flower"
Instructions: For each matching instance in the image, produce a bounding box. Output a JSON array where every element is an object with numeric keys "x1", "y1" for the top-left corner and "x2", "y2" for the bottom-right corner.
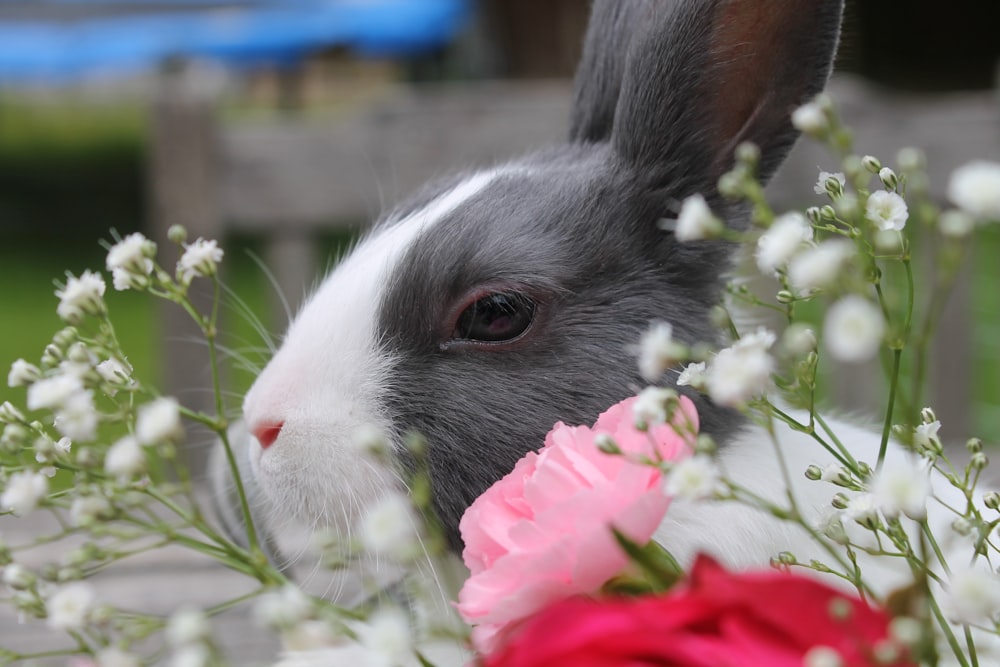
[{"x1": 481, "y1": 556, "x2": 914, "y2": 667}]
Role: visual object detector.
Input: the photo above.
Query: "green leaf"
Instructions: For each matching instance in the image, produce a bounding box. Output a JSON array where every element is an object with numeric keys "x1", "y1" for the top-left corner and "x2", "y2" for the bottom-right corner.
[{"x1": 611, "y1": 528, "x2": 685, "y2": 593}]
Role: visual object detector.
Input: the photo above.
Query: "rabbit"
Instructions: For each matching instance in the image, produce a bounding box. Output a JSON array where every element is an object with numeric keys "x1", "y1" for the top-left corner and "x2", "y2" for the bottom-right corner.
[{"x1": 211, "y1": 0, "x2": 996, "y2": 662}]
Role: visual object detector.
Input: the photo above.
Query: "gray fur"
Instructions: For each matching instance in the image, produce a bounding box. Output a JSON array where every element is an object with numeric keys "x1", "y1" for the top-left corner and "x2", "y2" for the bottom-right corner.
[{"x1": 372, "y1": 0, "x2": 845, "y2": 549}]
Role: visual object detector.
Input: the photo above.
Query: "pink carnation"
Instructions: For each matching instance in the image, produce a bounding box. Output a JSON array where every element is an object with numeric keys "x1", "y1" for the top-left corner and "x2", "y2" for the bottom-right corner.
[{"x1": 456, "y1": 395, "x2": 698, "y2": 653}]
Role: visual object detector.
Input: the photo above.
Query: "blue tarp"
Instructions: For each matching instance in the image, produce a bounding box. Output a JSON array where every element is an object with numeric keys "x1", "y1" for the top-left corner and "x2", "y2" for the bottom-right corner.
[{"x1": 0, "y1": 0, "x2": 471, "y2": 83}]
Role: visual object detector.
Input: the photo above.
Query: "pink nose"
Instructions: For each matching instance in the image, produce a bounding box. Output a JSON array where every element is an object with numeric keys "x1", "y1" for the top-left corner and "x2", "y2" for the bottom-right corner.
[{"x1": 252, "y1": 421, "x2": 284, "y2": 450}]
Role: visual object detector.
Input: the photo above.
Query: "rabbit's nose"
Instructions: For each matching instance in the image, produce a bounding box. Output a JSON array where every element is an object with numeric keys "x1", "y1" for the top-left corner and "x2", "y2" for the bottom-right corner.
[{"x1": 252, "y1": 421, "x2": 284, "y2": 450}]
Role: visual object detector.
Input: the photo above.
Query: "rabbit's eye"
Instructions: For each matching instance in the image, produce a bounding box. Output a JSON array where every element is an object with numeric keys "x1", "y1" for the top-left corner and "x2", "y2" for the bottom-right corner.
[{"x1": 453, "y1": 292, "x2": 536, "y2": 343}]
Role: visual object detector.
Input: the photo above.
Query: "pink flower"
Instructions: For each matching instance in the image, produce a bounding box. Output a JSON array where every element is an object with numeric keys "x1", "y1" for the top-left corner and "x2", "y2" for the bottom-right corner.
[{"x1": 457, "y1": 395, "x2": 698, "y2": 653}]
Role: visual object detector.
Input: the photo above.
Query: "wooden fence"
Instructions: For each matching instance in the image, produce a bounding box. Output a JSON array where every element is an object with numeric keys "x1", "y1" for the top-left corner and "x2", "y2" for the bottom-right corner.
[{"x1": 148, "y1": 66, "x2": 1000, "y2": 463}]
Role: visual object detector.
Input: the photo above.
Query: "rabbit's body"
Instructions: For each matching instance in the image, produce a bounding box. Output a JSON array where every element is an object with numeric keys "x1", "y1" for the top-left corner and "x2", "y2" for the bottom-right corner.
[{"x1": 213, "y1": 0, "x2": 995, "y2": 662}]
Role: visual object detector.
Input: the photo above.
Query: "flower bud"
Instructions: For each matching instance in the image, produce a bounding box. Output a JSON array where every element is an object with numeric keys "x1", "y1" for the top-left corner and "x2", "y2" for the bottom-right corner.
[
  {"x1": 735, "y1": 142, "x2": 760, "y2": 167},
  {"x1": 717, "y1": 171, "x2": 744, "y2": 198},
  {"x1": 595, "y1": 434, "x2": 621, "y2": 455},
  {"x1": 862, "y1": 155, "x2": 882, "y2": 174},
  {"x1": 775, "y1": 290, "x2": 795, "y2": 304},
  {"x1": 791, "y1": 101, "x2": 827, "y2": 136},
  {"x1": 805, "y1": 465, "x2": 823, "y2": 481},
  {"x1": 971, "y1": 452, "x2": 989, "y2": 470},
  {"x1": 831, "y1": 493, "x2": 850, "y2": 510},
  {"x1": 984, "y1": 491, "x2": 1000, "y2": 510},
  {"x1": 951, "y1": 517, "x2": 973, "y2": 536},
  {"x1": 777, "y1": 551, "x2": 797, "y2": 565},
  {"x1": 919, "y1": 407, "x2": 937, "y2": 424},
  {"x1": 966, "y1": 437, "x2": 983, "y2": 454},
  {"x1": 824, "y1": 176, "x2": 845, "y2": 198},
  {"x1": 0, "y1": 401, "x2": 25, "y2": 424},
  {"x1": 806, "y1": 206, "x2": 822, "y2": 224},
  {"x1": 167, "y1": 224, "x2": 188, "y2": 244},
  {"x1": 879, "y1": 167, "x2": 899, "y2": 191},
  {"x1": 41, "y1": 344, "x2": 64, "y2": 368},
  {"x1": 897, "y1": 147, "x2": 925, "y2": 172},
  {"x1": 820, "y1": 205, "x2": 837, "y2": 221},
  {"x1": 2, "y1": 564, "x2": 35, "y2": 590}
]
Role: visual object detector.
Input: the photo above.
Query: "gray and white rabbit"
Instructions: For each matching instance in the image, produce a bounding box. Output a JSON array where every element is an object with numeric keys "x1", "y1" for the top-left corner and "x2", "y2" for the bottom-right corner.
[{"x1": 212, "y1": 0, "x2": 992, "y2": 662}]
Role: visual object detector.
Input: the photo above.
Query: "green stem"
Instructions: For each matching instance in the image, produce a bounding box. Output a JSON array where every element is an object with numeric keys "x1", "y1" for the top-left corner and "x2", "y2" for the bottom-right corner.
[{"x1": 876, "y1": 348, "x2": 902, "y2": 473}]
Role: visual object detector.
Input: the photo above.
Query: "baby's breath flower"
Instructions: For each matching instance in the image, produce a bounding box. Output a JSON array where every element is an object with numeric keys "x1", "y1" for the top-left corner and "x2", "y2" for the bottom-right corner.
[
  {"x1": 672, "y1": 194, "x2": 723, "y2": 242},
  {"x1": 947, "y1": 160, "x2": 1000, "y2": 220},
  {"x1": 54, "y1": 390, "x2": 99, "y2": 442},
  {"x1": 704, "y1": 329, "x2": 775, "y2": 407},
  {"x1": 26, "y1": 373, "x2": 84, "y2": 411},
  {"x1": 136, "y1": 397, "x2": 183, "y2": 445},
  {"x1": 2, "y1": 563, "x2": 35, "y2": 590},
  {"x1": 0, "y1": 401, "x2": 25, "y2": 423},
  {"x1": 166, "y1": 607, "x2": 210, "y2": 647},
  {"x1": 1, "y1": 471, "x2": 49, "y2": 516},
  {"x1": 913, "y1": 420, "x2": 942, "y2": 452},
  {"x1": 637, "y1": 321, "x2": 686, "y2": 382},
  {"x1": 281, "y1": 619, "x2": 338, "y2": 651},
  {"x1": 664, "y1": 456, "x2": 721, "y2": 500},
  {"x1": 814, "y1": 171, "x2": 845, "y2": 197},
  {"x1": 632, "y1": 386, "x2": 678, "y2": 428},
  {"x1": 95, "y1": 647, "x2": 141, "y2": 667},
  {"x1": 47, "y1": 582, "x2": 95, "y2": 630},
  {"x1": 104, "y1": 436, "x2": 145, "y2": 480},
  {"x1": 791, "y1": 101, "x2": 827, "y2": 136},
  {"x1": 70, "y1": 495, "x2": 113, "y2": 527},
  {"x1": 939, "y1": 210, "x2": 975, "y2": 238},
  {"x1": 842, "y1": 493, "x2": 880, "y2": 529},
  {"x1": 176, "y1": 238, "x2": 224, "y2": 285},
  {"x1": 823, "y1": 295, "x2": 884, "y2": 363},
  {"x1": 861, "y1": 155, "x2": 882, "y2": 173},
  {"x1": 943, "y1": 567, "x2": 1000, "y2": 625},
  {"x1": 96, "y1": 358, "x2": 131, "y2": 385},
  {"x1": 254, "y1": 584, "x2": 313, "y2": 629},
  {"x1": 871, "y1": 459, "x2": 930, "y2": 520},
  {"x1": 787, "y1": 239, "x2": 854, "y2": 295},
  {"x1": 7, "y1": 360, "x2": 40, "y2": 388},
  {"x1": 55, "y1": 270, "x2": 106, "y2": 324},
  {"x1": 353, "y1": 606, "x2": 413, "y2": 667},
  {"x1": 360, "y1": 492, "x2": 418, "y2": 559},
  {"x1": 781, "y1": 324, "x2": 817, "y2": 357},
  {"x1": 675, "y1": 361, "x2": 707, "y2": 389},
  {"x1": 865, "y1": 190, "x2": 908, "y2": 231},
  {"x1": 755, "y1": 212, "x2": 813, "y2": 277},
  {"x1": 878, "y1": 167, "x2": 899, "y2": 191},
  {"x1": 106, "y1": 233, "x2": 155, "y2": 291}
]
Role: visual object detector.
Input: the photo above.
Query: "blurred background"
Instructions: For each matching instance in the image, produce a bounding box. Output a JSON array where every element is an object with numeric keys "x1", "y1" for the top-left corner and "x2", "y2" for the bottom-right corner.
[{"x1": 0, "y1": 0, "x2": 998, "y2": 447}]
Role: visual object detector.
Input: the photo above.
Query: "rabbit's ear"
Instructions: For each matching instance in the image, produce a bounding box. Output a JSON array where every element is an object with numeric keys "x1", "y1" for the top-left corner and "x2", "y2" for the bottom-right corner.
[
  {"x1": 568, "y1": 0, "x2": 653, "y2": 144},
  {"x1": 604, "y1": 0, "x2": 843, "y2": 185}
]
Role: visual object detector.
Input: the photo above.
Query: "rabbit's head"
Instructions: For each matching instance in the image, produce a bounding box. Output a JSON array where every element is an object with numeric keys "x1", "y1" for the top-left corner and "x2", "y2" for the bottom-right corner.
[{"x1": 239, "y1": 0, "x2": 845, "y2": 552}]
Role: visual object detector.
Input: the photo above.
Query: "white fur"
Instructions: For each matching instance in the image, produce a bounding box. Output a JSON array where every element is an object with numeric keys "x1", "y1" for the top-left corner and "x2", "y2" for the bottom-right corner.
[{"x1": 242, "y1": 169, "x2": 516, "y2": 540}]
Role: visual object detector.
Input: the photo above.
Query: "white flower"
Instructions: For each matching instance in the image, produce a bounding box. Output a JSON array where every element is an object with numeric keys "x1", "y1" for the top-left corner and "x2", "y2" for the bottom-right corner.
[
  {"x1": 947, "y1": 160, "x2": 1000, "y2": 220},
  {"x1": 637, "y1": 321, "x2": 686, "y2": 382},
  {"x1": 47, "y1": 582, "x2": 95, "y2": 630},
  {"x1": 804, "y1": 646, "x2": 843, "y2": 667},
  {"x1": 70, "y1": 495, "x2": 113, "y2": 527},
  {"x1": 26, "y1": 373, "x2": 85, "y2": 411},
  {"x1": 0, "y1": 401, "x2": 25, "y2": 423},
  {"x1": 136, "y1": 397, "x2": 183, "y2": 445},
  {"x1": 820, "y1": 463, "x2": 850, "y2": 484},
  {"x1": 177, "y1": 238, "x2": 224, "y2": 285},
  {"x1": 104, "y1": 436, "x2": 146, "y2": 479},
  {"x1": 813, "y1": 171, "x2": 846, "y2": 196},
  {"x1": 54, "y1": 390, "x2": 99, "y2": 441},
  {"x1": 781, "y1": 324, "x2": 817, "y2": 356},
  {"x1": 787, "y1": 240, "x2": 855, "y2": 295},
  {"x1": 353, "y1": 607, "x2": 413, "y2": 667},
  {"x1": 95, "y1": 647, "x2": 141, "y2": 667},
  {"x1": 632, "y1": 386, "x2": 678, "y2": 427},
  {"x1": 7, "y1": 359, "x2": 40, "y2": 388},
  {"x1": 360, "y1": 493, "x2": 417, "y2": 559},
  {"x1": 939, "y1": 210, "x2": 976, "y2": 238},
  {"x1": 791, "y1": 101, "x2": 827, "y2": 135},
  {"x1": 254, "y1": 584, "x2": 313, "y2": 629},
  {"x1": 943, "y1": 566, "x2": 1000, "y2": 625},
  {"x1": 166, "y1": 607, "x2": 209, "y2": 646},
  {"x1": 664, "y1": 456, "x2": 721, "y2": 500},
  {"x1": 169, "y1": 646, "x2": 209, "y2": 667},
  {"x1": 842, "y1": 493, "x2": 880, "y2": 528},
  {"x1": 871, "y1": 458, "x2": 930, "y2": 520},
  {"x1": 55, "y1": 270, "x2": 106, "y2": 324},
  {"x1": 2, "y1": 563, "x2": 35, "y2": 590},
  {"x1": 755, "y1": 212, "x2": 814, "y2": 276},
  {"x1": 824, "y1": 295, "x2": 885, "y2": 363},
  {"x1": 281, "y1": 620, "x2": 339, "y2": 651},
  {"x1": 865, "y1": 190, "x2": 909, "y2": 231},
  {"x1": 705, "y1": 329, "x2": 775, "y2": 407},
  {"x1": 673, "y1": 194, "x2": 722, "y2": 242},
  {"x1": 96, "y1": 358, "x2": 131, "y2": 385},
  {"x1": 1, "y1": 471, "x2": 48, "y2": 516},
  {"x1": 106, "y1": 233, "x2": 155, "y2": 291},
  {"x1": 56, "y1": 436, "x2": 72, "y2": 453},
  {"x1": 914, "y1": 420, "x2": 942, "y2": 450},
  {"x1": 676, "y1": 361, "x2": 706, "y2": 389}
]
